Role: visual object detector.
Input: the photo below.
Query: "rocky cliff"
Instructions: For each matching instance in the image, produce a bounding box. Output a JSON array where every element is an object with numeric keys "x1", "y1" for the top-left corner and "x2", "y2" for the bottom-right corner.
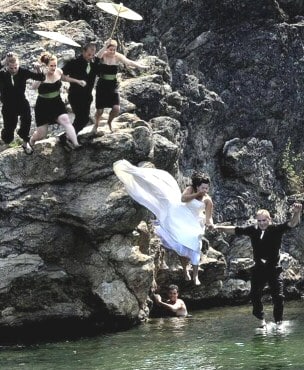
[{"x1": 1, "y1": 0, "x2": 304, "y2": 343}]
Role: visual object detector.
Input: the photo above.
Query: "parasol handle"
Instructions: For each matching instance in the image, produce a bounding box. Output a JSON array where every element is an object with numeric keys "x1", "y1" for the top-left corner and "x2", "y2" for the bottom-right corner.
[{"x1": 110, "y1": 3, "x2": 123, "y2": 39}]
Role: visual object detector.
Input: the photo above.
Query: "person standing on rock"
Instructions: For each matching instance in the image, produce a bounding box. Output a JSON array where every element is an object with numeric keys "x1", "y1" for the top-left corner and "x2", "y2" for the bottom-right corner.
[
  {"x1": 113, "y1": 159, "x2": 214, "y2": 286},
  {"x1": 93, "y1": 39, "x2": 148, "y2": 133},
  {"x1": 0, "y1": 52, "x2": 45, "y2": 154},
  {"x1": 214, "y1": 202, "x2": 302, "y2": 329},
  {"x1": 153, "y1": 284, "x2": 188, "y2": 317},
  {"x1": 62, "y1": 42, "x2": 98, "y2": 137},
  {"x1": 30, "y1": 52, "x2": 84, "y2": 151}
]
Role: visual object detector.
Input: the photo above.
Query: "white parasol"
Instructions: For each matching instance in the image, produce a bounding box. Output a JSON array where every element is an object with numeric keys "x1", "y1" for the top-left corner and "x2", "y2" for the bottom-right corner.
[
  {"x1": 34, "y1": 31, "x2": 81, "y2": 47},
  {"x1": 96, "y1": 2, "x2": 143, "y2": 38}
]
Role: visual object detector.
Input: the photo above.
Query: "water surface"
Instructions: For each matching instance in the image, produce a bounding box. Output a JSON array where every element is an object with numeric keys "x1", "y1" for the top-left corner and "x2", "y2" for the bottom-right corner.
[{"x1": 1, "y1": 300, "x2": 304, "y2": 370}]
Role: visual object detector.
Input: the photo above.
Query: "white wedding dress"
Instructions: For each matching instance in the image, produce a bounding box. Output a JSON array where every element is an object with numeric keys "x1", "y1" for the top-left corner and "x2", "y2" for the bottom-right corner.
[{"x1": 113, "y1": 160, "x2": 206, "y2": 265}]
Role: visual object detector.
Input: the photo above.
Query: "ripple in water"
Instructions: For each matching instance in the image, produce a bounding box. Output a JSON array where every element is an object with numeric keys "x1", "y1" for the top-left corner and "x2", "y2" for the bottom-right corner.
[{"x1": 0, "y1": 301, "x2": 304, "y2": 370}]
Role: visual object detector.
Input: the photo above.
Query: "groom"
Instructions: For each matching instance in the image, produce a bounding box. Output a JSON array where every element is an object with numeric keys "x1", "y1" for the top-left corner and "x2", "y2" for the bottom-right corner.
[{"x1": 215, "y1": 202, "x2": 302, "y2": 328}]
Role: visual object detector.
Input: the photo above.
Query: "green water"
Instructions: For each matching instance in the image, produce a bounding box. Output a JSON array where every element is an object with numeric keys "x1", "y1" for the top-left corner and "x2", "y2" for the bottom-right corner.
[{"x1": 1, "y1": 300, "x2": 304, "y2": 370}]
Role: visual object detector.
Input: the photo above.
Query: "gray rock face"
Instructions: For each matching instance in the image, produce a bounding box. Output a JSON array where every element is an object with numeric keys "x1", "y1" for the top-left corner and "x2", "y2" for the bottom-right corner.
[
  {"x1": 222, "y1": 138, "x2": 275, "y2": 194},
  {"x1": 0, "y1": 254, "x2": 44, "y2": 293},
  {"x1": 0, "y1": 124, "x2": 160, "y2": 341}
]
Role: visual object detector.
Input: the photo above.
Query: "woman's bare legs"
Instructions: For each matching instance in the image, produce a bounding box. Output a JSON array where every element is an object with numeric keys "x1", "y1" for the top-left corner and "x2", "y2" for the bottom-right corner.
[
  {"x1": 30, "y1": 124, "x2": 48, "y2": 146},
  {"x1": 93, "y1": 108, "x2": 104, "y2": 133},
  {"x1": 58, "y1": 114, "x2": 79, "y2": 147},
  {"x1": 107, "y1": 104, "x2": 120, "y2": 132},
  {"x1": 94, "y1": 105, "x2": 120, "y2": 133},
  {"x1": 179, "y1": 256, "x2": 191, "y2": 281},
  {"x1": 192, "y1": 265, "x2": 201, "y2": 286},
  {"x1": 179, "y1": 256, "x2": 201, "y2": 285}
]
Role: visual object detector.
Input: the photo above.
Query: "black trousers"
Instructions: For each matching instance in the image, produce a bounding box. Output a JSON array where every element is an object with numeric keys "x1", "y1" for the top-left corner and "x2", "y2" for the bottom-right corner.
[
  {"x1": 1, "y1": 100, "x2": 31, "y2": 143},
  {"x1": 250, "y1": 265, "x2": 284, "y2": 322},
  {"x1": 68, "y1": 92, "x2": 93, "y2": 134}
]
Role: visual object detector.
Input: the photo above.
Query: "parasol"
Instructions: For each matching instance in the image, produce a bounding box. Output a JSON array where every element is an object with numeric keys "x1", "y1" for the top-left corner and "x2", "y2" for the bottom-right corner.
[
  {"x1": 34, "y1": 31, "x2": 81, "y2": 47},
  {"x1": 96, "y1": 2, "x2": 142, "y2": 38}
]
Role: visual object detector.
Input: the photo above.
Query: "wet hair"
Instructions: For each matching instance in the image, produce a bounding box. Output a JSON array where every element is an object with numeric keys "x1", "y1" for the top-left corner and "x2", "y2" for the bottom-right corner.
[
  {"x1": 39, "y1": 52, "x2": 57, "y2": 65},
  {"x1": 168, "y1": 284, "x2": 179, "y2": 292},
  {"x1": 191, "y1": 171, "x2": 210, "y2": 191}
]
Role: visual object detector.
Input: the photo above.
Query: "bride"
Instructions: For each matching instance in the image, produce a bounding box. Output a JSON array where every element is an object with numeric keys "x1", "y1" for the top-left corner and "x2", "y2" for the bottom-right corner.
[{"x1": 113, "y1": 160, "x2": 213, "y2": 285}]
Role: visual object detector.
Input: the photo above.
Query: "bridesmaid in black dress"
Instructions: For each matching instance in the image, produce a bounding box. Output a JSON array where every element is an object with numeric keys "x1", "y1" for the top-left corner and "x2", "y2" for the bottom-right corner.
[
  {"x1": 94, "y1": 39, "x2": 148, "y2": 132},
  {"x1": 30, "y1": 52, "x2": 86, "y2": 151}
]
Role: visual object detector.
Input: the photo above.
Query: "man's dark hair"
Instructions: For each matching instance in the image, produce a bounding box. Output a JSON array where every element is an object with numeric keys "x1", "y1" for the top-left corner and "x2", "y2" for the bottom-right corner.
[
  {"x1": 82, "y1": 42, "x2": 97, "y2": 52},
  {"x1": 168, "y1": 284, "x2": 179, "y2": 292}
]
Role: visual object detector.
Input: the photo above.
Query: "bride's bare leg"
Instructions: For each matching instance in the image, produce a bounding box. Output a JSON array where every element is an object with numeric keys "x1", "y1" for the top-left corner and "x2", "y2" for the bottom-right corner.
[
  {"x1": 179, "y1": 256, "x2": 191, "y2": 281},
  {"x1": 192, "y1": 265, "x2": 201, "y2": 286}
]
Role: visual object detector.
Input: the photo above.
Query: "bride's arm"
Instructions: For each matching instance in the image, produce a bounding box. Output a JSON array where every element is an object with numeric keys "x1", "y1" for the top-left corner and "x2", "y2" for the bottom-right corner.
[
  {"x1": 204, "y1": 196, "x2": 214, "y2": 226},
  {"x1": 181, "y1": 186, "x2": 202, "y2": 202}
]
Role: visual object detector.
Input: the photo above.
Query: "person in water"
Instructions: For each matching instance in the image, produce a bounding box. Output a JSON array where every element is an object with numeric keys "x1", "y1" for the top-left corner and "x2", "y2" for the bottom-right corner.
[
  {"x1": 0, "y1": 52, "x2": 45, "y2": 154},
  {"x1": 94, "y1": 39, "x2": 148, "y2": 132},
  {"x1": 30, "y1": 52, "x2": 85, "y2": 151},
  {"x1": 113, "y1": 160, "x2": 213, "y2": 286},
  {"x1": 153, "y1": 284, "x2": 188, "y2": 317},
  {"x1": 215, "y1": 202, "x2": 302, "y2": 328}
]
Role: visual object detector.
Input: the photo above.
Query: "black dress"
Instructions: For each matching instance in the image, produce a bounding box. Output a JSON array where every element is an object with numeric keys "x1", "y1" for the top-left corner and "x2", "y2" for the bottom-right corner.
[
  {"x1": 35, "y1": 80, "x2": 66, "y2": 126},
  {"x1": 95, "y1": 64, "x2": 120, "y2": 109}
]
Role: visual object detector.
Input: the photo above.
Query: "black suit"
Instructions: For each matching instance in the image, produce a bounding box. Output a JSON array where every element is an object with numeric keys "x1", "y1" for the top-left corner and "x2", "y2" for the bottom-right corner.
[
  {"x1": 62, "y1": 56, "x2": 99, "y2": 133},
  {"x1": 0, "y1": 68, "x2": 45, "y2": 143},
  {"x1": 235, "y1": 222, "x2": 291, "y2": 322}
]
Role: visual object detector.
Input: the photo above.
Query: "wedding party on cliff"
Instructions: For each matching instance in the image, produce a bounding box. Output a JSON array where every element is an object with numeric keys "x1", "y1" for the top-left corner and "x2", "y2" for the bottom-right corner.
[{"x1": 1, "y1": 0, "x2": 304, "y2": 369}]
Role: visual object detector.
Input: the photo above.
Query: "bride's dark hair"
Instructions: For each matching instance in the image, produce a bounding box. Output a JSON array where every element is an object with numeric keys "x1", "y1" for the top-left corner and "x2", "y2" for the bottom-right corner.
[{"x1": 191, "y1": 171, "x2": 210, "y2": 191}]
